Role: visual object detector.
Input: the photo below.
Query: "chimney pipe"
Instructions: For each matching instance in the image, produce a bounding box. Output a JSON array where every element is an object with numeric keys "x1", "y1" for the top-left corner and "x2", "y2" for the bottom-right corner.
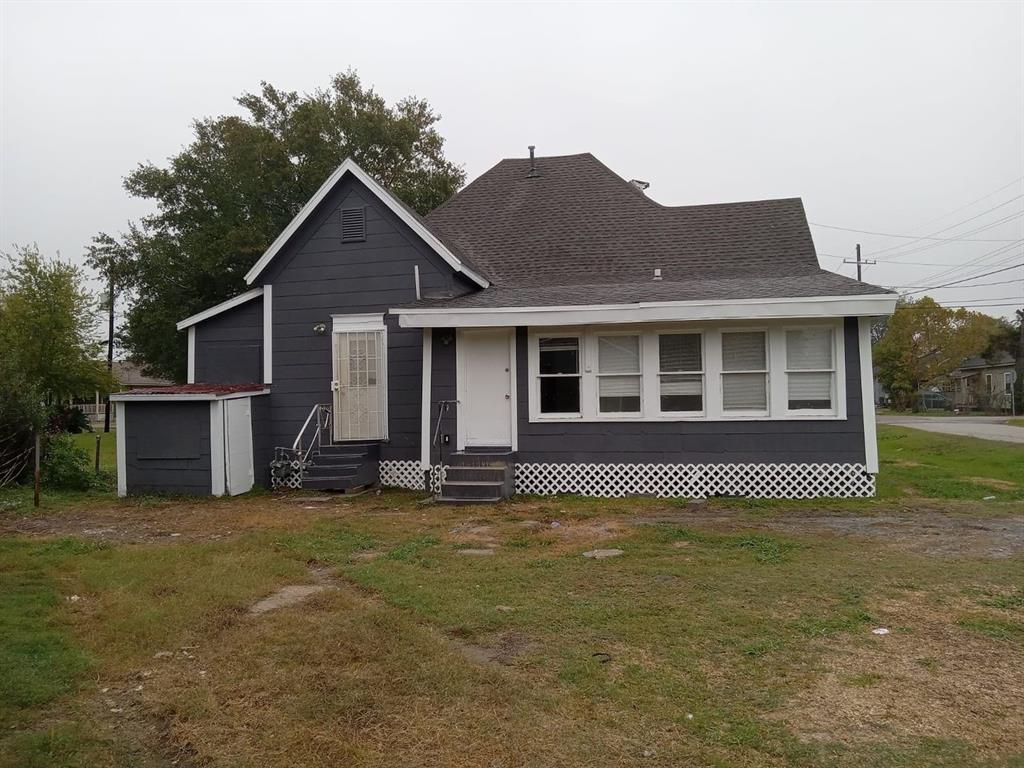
[{"x1": 527, "y1": 145, "x2": 540, "y2": 178}]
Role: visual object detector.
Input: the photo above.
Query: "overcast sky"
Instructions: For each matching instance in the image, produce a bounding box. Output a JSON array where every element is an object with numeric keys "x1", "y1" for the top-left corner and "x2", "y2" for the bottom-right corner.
[{"x1": 2, "y1": 1, "x2": 1022, "y2": 320}]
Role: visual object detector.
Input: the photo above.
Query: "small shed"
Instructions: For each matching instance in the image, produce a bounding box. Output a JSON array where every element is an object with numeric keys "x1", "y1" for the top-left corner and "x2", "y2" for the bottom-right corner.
[{"x1": 110, "y1": 384, "x2": 269, "y2": 497}]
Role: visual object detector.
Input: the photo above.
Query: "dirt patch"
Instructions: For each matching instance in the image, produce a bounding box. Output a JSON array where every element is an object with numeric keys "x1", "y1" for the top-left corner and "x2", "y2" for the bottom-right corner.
[
  {"x1": 455, "y1": 630, "x2": 536, "y2": 666},
  {"x1": 962, "y1": 476, "x2": 1019, "y2": 491},
  {"x1": 773, "y1": 593, "x2": 1024, "y2": 755}
]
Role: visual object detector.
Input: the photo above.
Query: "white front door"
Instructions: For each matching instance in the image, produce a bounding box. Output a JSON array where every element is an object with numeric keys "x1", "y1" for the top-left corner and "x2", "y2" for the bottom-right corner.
[
  {"x1": 224, "y1": 397, "x2": 254, "y2": 496},
  {"x1": 460, "y1": 329, "x2": 514, "y2": 447}
]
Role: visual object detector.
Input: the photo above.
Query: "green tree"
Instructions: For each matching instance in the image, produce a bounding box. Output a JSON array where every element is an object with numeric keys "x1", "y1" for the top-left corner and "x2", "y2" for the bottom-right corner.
[
  {"x1": 0, "y1": 245, "x2": 114, "y2": 405},
  {"x1": 106, "y1": 70, "x2": 465, "y2": 380},
  {"x1": 874, "y1": 296, "x2": 999, "y2": 411}
]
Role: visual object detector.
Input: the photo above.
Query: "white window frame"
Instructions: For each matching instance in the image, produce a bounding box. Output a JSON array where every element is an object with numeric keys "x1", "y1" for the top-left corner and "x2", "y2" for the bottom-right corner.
[
  {"x1": 527, "y1": 319, "x2": 847, "y2": 423},
  {"x1": 594, "y1": 331, "x2": 644, "y2": 418},
  {"x1": 1005, "y1": 371, "x2": 1014, "y2": 394},
  {"x1": 655, "y1": 330, "x2": 705, "y2": 417},
  {"x1": 719, "y1": 327, "x2": 770, "y2": 418},
  {"x1": 533, "y1": 332, "x2": 584, "y2": 419},
  {"x1": 783, "y1": 324, "x2": 839, "y2": 417}
]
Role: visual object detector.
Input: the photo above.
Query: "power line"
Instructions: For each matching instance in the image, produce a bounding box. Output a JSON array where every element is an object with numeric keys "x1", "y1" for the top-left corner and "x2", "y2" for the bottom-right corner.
[
  {"x1": 819, "y1": 253, "x2": 998, "y2": 268},
  {"x1": 910, "y1": 240, "x2": 1023, "y2": 286},
  {"x1": 809, "y1": 221, "x2": 1020, "y2": 242},
  {"x1": 892, "y1": 277, "x2": 1024, "y2": 290},
  {"x1": 866, "y1": 194, "x2": 1024, "y2": 257},
  {"x1": 902, "y1": 261, "x2": 1024, "y2": 295},
  {"x1": 871, "y1": 210, "x2": 1024, "y2": 261},
  {"x1": 894, "y1": 176, "x2": 1024, "y2": 235}
]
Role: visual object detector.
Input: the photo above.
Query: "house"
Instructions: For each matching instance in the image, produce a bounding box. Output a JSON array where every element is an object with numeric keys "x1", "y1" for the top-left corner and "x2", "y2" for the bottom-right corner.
[
  {"x1": 951, "y1": 353, "x2": 1017, "y2": 412},
  {"x1": 110, "y1": 151, "x2": 897, "y2": 501},
  {"x1": 72, "y1": 361, "x2": 173, "y2": 427}
]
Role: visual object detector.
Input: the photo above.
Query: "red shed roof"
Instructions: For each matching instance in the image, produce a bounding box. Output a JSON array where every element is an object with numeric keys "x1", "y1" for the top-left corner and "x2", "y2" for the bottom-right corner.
[{"x1": 110, "y1": 383, "x2": 269, "y2": 401}]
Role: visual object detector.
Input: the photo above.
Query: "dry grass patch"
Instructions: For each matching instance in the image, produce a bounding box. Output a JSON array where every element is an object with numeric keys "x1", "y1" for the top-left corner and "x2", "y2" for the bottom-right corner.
[{"x1": 773, "y1": 591, "x2": 1024, "y2": 757}]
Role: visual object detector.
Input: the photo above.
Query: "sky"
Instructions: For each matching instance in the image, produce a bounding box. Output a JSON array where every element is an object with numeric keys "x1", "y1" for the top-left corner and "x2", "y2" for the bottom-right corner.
[{"x1": 2, "y1": 1, "x2": 1022, "y2": 320}]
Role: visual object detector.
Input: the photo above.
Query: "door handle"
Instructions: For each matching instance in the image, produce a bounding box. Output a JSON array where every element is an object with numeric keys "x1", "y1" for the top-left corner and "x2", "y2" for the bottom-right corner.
[{"x1": 505, "y1": 394, "x2": 510, "y2": 400}]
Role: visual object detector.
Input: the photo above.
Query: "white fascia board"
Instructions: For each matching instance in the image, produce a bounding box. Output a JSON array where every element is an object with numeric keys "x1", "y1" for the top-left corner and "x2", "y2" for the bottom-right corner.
[
  {"x1": 394, "y1": 294, "x2": 898, "y2": 328},
  {"x1": 186, "y1": 327, "x2": 196, "y2": 384},
  {"x1": 176, "y1": 288, "x2": 264, "y2": 330},
  {"x1": 242, "y1": 158, "x2": 489, "y2": 289},
  {"x1": 110, "y1": 389, "x2": 270, "y2": 403}
]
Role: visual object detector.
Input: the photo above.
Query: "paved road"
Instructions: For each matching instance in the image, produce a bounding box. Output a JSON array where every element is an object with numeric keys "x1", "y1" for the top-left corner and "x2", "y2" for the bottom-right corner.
[{"x1": 878, "y1": 415, "x2": 1024, "y2": 445}]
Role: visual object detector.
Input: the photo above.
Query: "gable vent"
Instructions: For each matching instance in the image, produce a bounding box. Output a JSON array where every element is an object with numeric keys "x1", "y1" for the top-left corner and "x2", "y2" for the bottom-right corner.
[{"x1": 340, "y1": 207, "x2": 366, "y2": 243}]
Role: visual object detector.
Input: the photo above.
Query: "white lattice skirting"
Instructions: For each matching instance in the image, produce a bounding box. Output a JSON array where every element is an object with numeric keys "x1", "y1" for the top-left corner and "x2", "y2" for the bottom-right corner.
[
  {"x1": 379, "y1": 460, "x2": 447, "y2": 493},
  {"x1": 379, "y1": 460, "x2": 874, "y2": 499}
]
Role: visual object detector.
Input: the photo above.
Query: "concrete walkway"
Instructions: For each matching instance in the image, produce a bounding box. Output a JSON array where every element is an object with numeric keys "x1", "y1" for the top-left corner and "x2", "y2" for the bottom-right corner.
[{"x1": 878, "y1": 415, "x2": 1024, "y2": 444}]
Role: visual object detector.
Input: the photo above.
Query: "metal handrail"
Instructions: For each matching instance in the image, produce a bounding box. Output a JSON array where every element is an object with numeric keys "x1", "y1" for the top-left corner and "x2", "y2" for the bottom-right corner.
[{"x1": 292, "y1": 403, "x2": 332, "y2": 464}]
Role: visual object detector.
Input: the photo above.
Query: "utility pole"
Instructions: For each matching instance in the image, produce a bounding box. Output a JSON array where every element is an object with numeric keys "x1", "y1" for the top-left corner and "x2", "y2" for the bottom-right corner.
[
  {"x1": 844, "y1": 243, "x2": 877, "y2": 282},
  {"x1": 103, "y1": 274, "x2": 114, "y2": 433}
]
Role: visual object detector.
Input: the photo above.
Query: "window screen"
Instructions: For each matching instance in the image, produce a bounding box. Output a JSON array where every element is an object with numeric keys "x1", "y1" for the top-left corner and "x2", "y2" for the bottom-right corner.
[
  {"x1": 597, "y1": 336, "x2": 641, "y2": 412},
  {"x1": 659, "y1": 334, "x2": 702, "y2": 412},
  {"x1": 538, "y1": 337, "x2": 581, "y2": 414},
  {"x1": 722, "y1": 331, "x2": 767, "y2": 411},
  {"x1": 786, "y1": 328, "x2": 834, "y2": 410}
]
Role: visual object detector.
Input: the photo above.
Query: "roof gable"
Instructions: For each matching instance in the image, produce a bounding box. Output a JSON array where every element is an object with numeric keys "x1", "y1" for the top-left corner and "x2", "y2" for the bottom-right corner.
[{"x1": 243, "y1": 158, "x2": 489, "y2": 288}]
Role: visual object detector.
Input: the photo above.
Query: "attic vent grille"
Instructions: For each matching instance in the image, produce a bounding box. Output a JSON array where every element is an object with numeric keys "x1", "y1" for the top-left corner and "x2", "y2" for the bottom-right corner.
[{"x1": 340, "y1": 207, "x2": 366, "y2": 243}]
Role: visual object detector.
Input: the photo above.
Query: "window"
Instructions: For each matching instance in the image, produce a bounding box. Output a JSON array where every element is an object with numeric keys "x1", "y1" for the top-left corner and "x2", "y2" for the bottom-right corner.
[
  {"x1": 785, "y1": 327, "x2": 835, "y2": 411},
  {"x1": 538, "y1": 337, "x2": 581, "y2": 414},
  {"x1": 721, "y1": 331, "x2": 768, "y2": 412},
  {"x1": 597, "y1": 335, "x2": 641, "y2": 413},
  {"x1": 1005, "y1": 372, "x2": 1014, "y2": 394},
  {"x1": 985, "y1": 373, "x2": 993, "y2": 394},
  {"x1": 659, "y1": 333, "x2": 703, "y2": 412}
]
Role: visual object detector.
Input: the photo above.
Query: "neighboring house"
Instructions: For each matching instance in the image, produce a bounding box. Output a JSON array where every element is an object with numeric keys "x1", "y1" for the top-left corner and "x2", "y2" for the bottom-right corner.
[
  {"x1": 73, "y1": 361, "x2": 172, "y2": 426},
  {"x1": 111, "y1": 152, "x2": 897, "y2": 501},
  {"x1": 952, "y1": 354, "x2": 1017, "y2": 411}
]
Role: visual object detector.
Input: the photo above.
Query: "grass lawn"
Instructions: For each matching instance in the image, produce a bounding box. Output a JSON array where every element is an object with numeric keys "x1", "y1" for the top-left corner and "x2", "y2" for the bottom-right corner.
[
  {"x1": 1008, "y1": 418, "x2": 1024, "y2": 428},
  {"x1": 69, "y1": 431, "x2": 117, "y2": 474},
  {"x1": 0, "y1": 427, "x2": 1021, "y2": 767}
]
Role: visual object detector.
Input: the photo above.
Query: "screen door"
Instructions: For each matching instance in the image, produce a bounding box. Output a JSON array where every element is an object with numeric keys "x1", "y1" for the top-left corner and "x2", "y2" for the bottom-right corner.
[{"x1": 332, "y1": 327, "x2": 388, "y2": 440}]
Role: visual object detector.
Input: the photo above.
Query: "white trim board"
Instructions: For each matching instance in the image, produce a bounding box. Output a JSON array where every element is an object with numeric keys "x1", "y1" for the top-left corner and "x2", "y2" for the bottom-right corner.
[
  {"x1": 243, "y1": 158, "x2": 489, "y2": 288},
  {"x1": 394, "y1": 294, "x2": 898, "y2": 329},
  {"x1": 186, "y1": 327, "x2": 196, "y2": 384},
  {"x1": 176, "y1": 288, "x2": 264, "y2": 330},
  {"x1": 263, "y1": 284, "x2": 273, "y2": 384},
  {"x1": 420, "y1": 328, "x2": 432, "y2": 471},
  {"x1": 858, "y1": 317, "x2": 880, "y2": 473},
  {"x1": 115, "y1": 402, "x2": 127, "y2": 497}
]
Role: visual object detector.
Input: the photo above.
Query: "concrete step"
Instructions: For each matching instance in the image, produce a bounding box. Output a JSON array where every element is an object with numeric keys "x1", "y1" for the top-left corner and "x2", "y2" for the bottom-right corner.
[
  {"x1": 447, "y1": 452, "x2": 514, "y2": 468},
  {"x1": 435, "y1": 495, "x2": 503, "y2": 506},
  {"x1": 440, "y1": 479, "x2": 506, "y2": 500},
  {"x1": 301, "y1": 476, "x2": 367, "y2": 491},
  {"x1": 443, "y1": 465, "x2": 509, "y2": 483}
]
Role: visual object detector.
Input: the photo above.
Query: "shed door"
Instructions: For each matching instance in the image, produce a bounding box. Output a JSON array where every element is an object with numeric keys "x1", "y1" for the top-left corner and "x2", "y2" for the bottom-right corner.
[
  {"x1": 224, "y1": 397, "x2": 254, "y2": 495},
  {"x1": 332, "y1": 328, "x2": 388, "y2": 441}
]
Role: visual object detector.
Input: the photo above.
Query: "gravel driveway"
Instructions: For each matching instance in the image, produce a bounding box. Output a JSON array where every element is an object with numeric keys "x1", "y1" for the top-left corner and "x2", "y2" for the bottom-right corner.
[{"x1": 879, "y1": 415, "x2": 1024, "y2": 444}]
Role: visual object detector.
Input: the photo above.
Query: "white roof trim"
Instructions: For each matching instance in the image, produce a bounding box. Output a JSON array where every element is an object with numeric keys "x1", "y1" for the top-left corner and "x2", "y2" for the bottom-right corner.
[
  {"x1": 242, "y1": 158, "x2": 489, "y2": 289},
  {"x1": 176, "y1": 288, "x2": 264, "y2": 331},
  {"x1": 110, "y1": 389, "x2": 271, "y2": 402},
  {"x1": 393, "y1": 293, "x2": 899, "y2": 329}
]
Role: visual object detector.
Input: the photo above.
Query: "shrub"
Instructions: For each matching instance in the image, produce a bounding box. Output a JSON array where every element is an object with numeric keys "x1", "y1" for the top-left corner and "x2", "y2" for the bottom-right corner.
[
  {"x1": 40, "y1": 434, "x2": 96, "y2": 490},
  {"x1": 48, "y1": 405, "x2": 93, "y2": 434}
]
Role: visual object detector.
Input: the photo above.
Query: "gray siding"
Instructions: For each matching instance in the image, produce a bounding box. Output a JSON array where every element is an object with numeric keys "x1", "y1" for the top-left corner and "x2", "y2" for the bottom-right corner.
[
  {"x1": 258, "y1": 175, "x2": 475, "y2": 466},
  {"x1": 194, "y1": 297, "x2": 263, "y2": 384},
  {"x1": 124, "y1": 401, "x2": 212, "y2": 494},
  {"x1": 513, "y1": 317, "x2": 867, "y2": 465},
  {"x1": 429, "y1": 329, "x2": 459, "y2": 466}
]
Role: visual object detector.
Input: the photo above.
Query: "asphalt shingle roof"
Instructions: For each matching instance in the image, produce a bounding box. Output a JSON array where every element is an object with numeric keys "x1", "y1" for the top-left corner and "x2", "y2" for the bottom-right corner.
[{"x1": 418, "y1": 152, "x2": 892, "y2": 307}]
